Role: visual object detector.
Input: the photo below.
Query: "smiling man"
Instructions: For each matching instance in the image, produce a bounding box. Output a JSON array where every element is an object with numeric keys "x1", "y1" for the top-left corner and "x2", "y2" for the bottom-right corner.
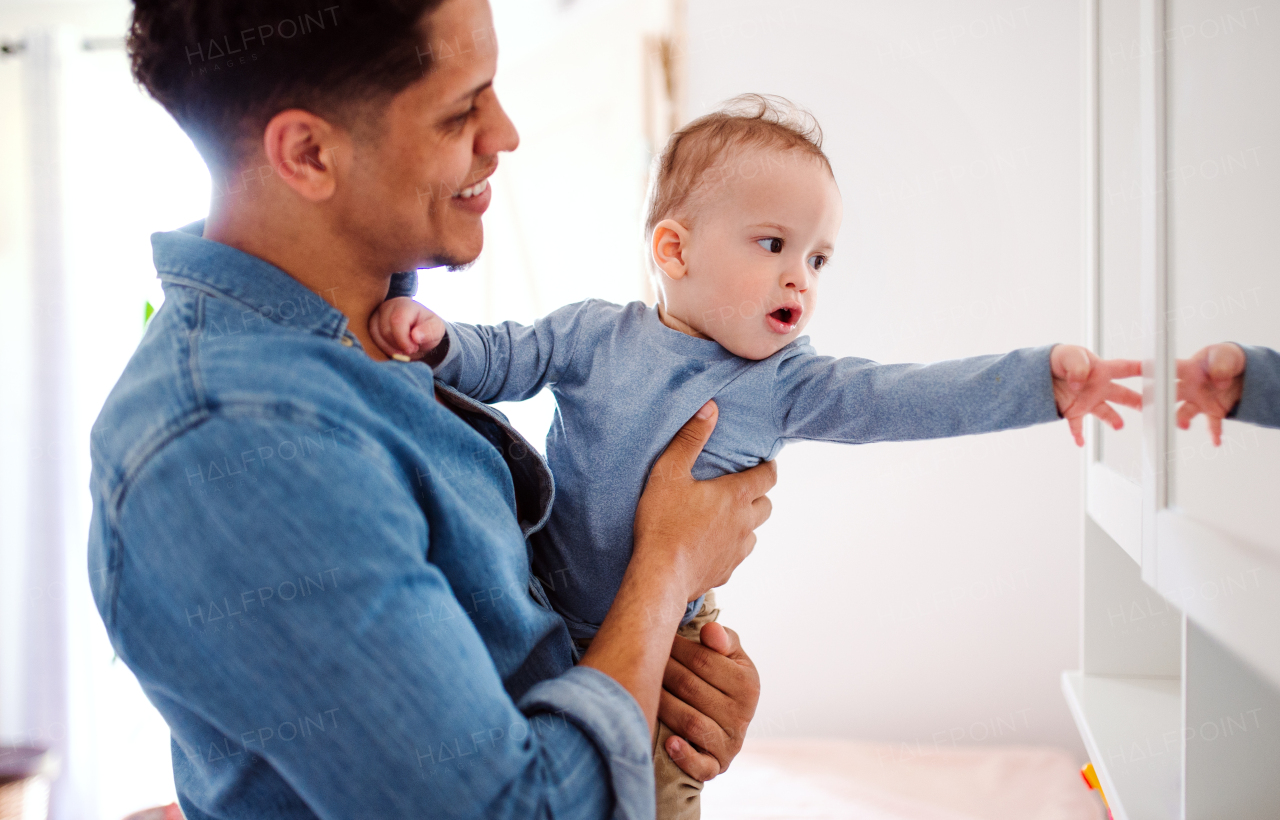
[{"x1": 88, "y1": 1, "x2": 775, "y2": 818}]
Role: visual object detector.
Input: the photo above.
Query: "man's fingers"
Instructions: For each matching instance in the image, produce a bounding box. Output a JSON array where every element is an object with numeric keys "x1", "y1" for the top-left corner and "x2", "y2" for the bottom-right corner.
[
  {"x1": 658, "y1": 690, "x2": 727, "y2": 769},
  {"x1": 751, "y1": 495, "x2": 773, "y2": 530},
  {"x1": 1105, "y1": 383, "x2": 1143, "y2": 411},
  {"x1": 699, "y1": 621, "x2": 736, "y2": 657},
  {"x1": 664, "y1": 733, "x2": 720, "y2": 782},
  {"x1": 664, "y1": 649, "x2": 732, "y2": 707},
  {"x1": 652, "y1": 401, "x2": 719, "y2": 482},
  {"x1": 724, "y1": 459, "x2": 777, "y2": 502}
]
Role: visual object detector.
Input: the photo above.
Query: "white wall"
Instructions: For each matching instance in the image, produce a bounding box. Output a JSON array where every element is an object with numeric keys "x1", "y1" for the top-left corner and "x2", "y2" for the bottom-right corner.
[{"x1": 685, "y1": 0, "x2": 1089, "y2": 756}]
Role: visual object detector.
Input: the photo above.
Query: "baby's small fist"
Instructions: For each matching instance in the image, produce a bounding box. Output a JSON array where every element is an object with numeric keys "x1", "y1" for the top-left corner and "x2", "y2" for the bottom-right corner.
[{"x1": 370, "y1": 297, "x2": 447, "y2": 362}]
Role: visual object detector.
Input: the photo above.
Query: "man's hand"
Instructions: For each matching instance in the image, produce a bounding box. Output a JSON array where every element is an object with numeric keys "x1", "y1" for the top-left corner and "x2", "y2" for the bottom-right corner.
[
  {"x1": 633, "y1": 401, "x2": 776, "y2": 600},
  {"x1": 369, "y1": 296, "x2": 448, "y2": 361},
  {"x1": 1176, "y1": 343, "x2": 1246, "y2": 446},
  {"x1": 581, "y1": 402, "x2": 776, "y2": 731},
  {"x1": 659, "y1": 622, "x2": 759, "y2": 782},
  {"x1": 1051, "y1": 345, "x2": 1143, "y2": 446}
]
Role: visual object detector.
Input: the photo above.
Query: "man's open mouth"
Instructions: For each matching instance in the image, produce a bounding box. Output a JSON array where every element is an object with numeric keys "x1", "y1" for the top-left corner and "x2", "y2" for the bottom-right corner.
[{"x1": 454, "y1": 178, "x2": 489, "y2": 199}]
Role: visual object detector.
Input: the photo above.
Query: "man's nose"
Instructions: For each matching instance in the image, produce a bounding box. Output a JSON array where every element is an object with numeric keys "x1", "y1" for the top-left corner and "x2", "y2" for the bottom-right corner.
[{"x1": 481, "y1": 97, "x2": 520, "y2": 156}]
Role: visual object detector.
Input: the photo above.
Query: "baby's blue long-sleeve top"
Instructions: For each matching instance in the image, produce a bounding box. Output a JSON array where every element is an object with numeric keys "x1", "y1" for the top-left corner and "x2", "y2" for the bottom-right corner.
[
  {"x1": 1234, "y1": 345, "x2": 1280, "y2": 428},
  {"x1": 433, "y1": 299, "x2": 1061, "y2": 638}
]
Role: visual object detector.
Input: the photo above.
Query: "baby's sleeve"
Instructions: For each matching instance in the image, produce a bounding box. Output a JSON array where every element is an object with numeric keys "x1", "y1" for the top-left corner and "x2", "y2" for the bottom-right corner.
[
  {"x1": 1232, "y1": 344, "x2": 1280, "y2": 429},
  {"x1": 431, "y1": 300, "x2": 601, "y2": 404},
  {"x1": 772, "y1": 345, "x2": 1061, "y2": 444}
]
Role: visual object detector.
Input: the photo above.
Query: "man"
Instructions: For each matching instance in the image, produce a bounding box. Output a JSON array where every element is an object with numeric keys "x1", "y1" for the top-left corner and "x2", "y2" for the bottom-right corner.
[{"x1": 90, "y1": 0, "x2": 775, "y2": 817}]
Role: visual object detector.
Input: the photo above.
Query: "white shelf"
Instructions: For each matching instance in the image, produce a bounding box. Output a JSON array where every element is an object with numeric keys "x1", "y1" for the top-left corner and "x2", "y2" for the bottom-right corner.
[
  {"x1": 1061, "y1": 672, "x2": 1181, "y2": 820},
  {"x1": 1153, "y1": 509, "x2": 1280, "y2": 691},
  {"x1": 1086, "y1": 463, "x2": 1143, "y2": 566}
]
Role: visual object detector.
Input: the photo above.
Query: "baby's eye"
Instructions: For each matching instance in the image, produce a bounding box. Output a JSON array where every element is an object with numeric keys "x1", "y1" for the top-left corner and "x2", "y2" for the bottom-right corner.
[
  {"x1": 757, "y1": 237, "x2": 784, "y2": 254},
  {"x1": 809, "y1": 255, "x2": 828, "y2": 271}
]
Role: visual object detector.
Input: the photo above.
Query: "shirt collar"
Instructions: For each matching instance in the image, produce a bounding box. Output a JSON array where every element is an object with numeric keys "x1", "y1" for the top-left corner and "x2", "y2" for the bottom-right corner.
[{"x1": 151, "y1": 220, "x2": 350, "y2": 339}]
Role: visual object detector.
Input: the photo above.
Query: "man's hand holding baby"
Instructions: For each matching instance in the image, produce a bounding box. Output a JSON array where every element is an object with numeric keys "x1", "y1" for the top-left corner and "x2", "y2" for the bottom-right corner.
[
  {"x1": 370, "y1": 297, "x2": 447, "y2": 362},
  {"x1": 1050, "y1": 345, "x2": 1143, "y2": 446}
]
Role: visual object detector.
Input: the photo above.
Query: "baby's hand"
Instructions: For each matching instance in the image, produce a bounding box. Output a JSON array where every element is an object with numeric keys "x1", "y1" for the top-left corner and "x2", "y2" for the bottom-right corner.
[
  {"x1": 1176, "y1": 343, "x2": 1245, "y2": 446},
  {"x1": 369, "y1": 297, "x2": 447, "y2": 362},
  {"x1": 1051, "y1": 345, "x2": 1143, "y2": 447}
]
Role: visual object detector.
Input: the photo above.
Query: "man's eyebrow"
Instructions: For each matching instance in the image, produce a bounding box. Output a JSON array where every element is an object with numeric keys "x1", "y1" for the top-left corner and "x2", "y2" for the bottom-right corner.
[{"x1": 449, "y1": 79, "x2": 493, "y2": 106}]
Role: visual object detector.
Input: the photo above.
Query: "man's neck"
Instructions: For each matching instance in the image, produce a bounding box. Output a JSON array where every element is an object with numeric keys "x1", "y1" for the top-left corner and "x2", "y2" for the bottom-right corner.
[{"x1": 205, "y1": 196, "x2": 393, "y2": 361}]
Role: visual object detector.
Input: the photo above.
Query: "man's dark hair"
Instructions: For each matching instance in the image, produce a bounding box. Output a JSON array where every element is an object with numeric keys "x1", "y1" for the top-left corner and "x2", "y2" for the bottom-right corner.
[{"x1": 128, "y1": 0, "x2": 447, "y2": 168}]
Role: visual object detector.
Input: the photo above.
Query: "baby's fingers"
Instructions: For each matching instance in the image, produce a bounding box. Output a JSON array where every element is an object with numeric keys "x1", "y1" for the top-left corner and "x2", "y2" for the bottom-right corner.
[
  {"x1": 1068, "y1": 415, "x2": 1084, "y2": 447},
  {"x1": 389, "y1": 310, "x2": 421, "y2": 356},
  {"x1": 1207, "y1": 415, "x2": 1224, "y2": 447},
  {"x1": 1098, "y1": 357, "x2": 1143, "y2": 381},
  {"x1": 1105, "y1": 382, "x2": 1143, "y2": 411},
  {"x1": 1176, "y1": 400, "x2": 1201, "y2": 431},
  {"x1": 1093, "y1": 402, "x2": 1124, "y2": 432}
]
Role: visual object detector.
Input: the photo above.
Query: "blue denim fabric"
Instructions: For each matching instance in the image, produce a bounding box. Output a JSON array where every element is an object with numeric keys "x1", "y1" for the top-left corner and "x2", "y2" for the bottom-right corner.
[{"x1": 87, "y1": 225, "x2": 654, "y2": 820}]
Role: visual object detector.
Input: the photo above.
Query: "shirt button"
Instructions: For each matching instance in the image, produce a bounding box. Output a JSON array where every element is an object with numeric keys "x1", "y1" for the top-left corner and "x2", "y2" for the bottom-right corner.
[{"x1": 340, "y1": 336, "x2": 354, "y2": 347}]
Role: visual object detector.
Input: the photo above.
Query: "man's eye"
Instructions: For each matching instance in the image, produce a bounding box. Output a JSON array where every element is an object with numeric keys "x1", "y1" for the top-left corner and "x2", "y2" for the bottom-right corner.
[
  {"x1": 810, "y1": 255, "x2": 827, "y2": 271},
  {"x1": 756, "y1": 237, "x2": 783, "y2": 254},
  {"x1": 451, "y1": 108, "x2": 476, "y2": 126}
]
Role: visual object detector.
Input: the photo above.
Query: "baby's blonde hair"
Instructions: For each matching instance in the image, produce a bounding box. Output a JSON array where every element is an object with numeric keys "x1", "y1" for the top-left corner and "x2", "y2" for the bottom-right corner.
[{"x1": 643, "y1": 94, "x2": 833, "y2": 243}]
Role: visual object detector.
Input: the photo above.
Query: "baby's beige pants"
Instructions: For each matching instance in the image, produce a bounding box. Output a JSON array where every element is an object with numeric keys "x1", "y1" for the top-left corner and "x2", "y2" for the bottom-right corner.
[{"x1": 651, "y1": 591, "x2": 721, "y2": 820}]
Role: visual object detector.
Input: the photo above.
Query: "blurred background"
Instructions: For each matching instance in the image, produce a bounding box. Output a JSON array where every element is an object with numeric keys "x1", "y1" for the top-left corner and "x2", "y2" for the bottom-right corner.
[{"x1": 0, "y1": 0, "x2": 1102, "y2": 817}]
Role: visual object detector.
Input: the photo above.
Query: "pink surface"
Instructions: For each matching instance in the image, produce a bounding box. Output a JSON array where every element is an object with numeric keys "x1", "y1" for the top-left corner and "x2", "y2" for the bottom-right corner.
[{"x1": 702, "y1": 739, "x2": 1105, "y2": 820}]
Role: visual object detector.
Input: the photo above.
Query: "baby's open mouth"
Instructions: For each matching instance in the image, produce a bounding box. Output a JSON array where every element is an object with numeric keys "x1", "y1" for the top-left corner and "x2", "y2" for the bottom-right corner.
[{"x1": 766, "y1": 303, "x2": 802, "y2": 333}]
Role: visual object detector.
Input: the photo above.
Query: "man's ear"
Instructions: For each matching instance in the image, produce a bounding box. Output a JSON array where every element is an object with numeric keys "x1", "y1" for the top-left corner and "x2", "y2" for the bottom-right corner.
[
  {"x1": 261, "y1": 109, "x2": 344, "y2": 202},
  {"x1": 651, "y1": 219, "x2": 691, "y2": 280}
]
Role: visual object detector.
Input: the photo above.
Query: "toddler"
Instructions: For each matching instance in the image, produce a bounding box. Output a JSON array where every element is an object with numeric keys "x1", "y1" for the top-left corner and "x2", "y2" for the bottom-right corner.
[{"x1": 370, "y1": 95, "x2": 1140, "y2": 819}]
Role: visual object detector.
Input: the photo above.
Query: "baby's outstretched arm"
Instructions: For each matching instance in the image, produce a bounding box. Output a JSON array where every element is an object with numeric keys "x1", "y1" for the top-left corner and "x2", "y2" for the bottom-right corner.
[
  {"x1": 1050, "y1": 344, "x2": 1143, "y2": 446},
  {"x1": 369, "y1": 297, "x2": 447, "y2": 362}
]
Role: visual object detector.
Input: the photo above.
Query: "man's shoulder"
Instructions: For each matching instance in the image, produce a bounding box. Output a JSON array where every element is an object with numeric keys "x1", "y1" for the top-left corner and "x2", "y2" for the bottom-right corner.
[{"x1": 91, "y1": 291, "x2": 382, "y2": 508}]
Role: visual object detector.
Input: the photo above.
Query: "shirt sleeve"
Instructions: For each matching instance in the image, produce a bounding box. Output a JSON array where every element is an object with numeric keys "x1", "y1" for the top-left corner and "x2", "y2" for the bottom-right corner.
[
  {"x1": 104, "y1": 415, "x2": 653, "y2": 820},
  {"x1": 1232, "y1": 344, "x2": 1280, "y2": 429},
  {"x1": 431, "y1": 301, "x2": 598, "y2": 403},
  {"x1": 773, "y1": 344, "x2": 1061, "y2": 443},
  {"x1": 387, "y1": 270, "x2": 418, "y2": 300}
]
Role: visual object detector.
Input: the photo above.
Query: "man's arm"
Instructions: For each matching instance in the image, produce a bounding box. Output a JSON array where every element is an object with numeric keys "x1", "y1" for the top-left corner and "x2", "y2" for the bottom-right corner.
[
  {"x1": 103, "y1": 415, "x2": 648, "y2": 820},
  {"x1": 579, "y1": 401, "x2": 775, "y2": 733}
]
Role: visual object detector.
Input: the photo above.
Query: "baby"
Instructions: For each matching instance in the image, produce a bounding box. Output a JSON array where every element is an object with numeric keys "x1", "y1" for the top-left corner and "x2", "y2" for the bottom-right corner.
[{"x1": 370, "y1": 95, "x2": 1140, "y2": 819}]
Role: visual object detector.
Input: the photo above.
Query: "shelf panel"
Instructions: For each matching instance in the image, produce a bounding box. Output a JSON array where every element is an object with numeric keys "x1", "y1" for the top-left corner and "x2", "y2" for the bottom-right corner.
[
  {"x1": 1061, "y1": 672, "x2": 1181, "y2": 820},
  {"x1": 1087, "y1": 463, "x2": 1143, "y2": 565},
  {"x1": 1154, "y1": 509, "x2": 1280, "y2": 691}
]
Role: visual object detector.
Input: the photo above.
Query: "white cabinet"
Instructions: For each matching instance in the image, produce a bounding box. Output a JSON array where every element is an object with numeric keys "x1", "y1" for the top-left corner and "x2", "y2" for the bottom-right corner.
[{"x1": 1069, "y1": 1, "x2": 1280, "y2": 816}]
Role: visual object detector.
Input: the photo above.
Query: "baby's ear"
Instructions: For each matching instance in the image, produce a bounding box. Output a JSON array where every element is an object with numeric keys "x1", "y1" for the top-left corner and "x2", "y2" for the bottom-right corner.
[{"x1": 651, "y1": 219, "x2": 691, "y2": 280}]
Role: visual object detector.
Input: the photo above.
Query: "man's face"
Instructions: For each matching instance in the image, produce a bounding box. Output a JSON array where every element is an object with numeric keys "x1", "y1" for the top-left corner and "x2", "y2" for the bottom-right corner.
[{"x1": 341, "y1": 0, "x2": 517, "y2": 272}]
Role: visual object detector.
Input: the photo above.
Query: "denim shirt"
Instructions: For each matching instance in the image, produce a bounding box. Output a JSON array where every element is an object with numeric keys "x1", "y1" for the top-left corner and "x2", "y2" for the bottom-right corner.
[{"x1": 87, "y1": 224, "x2": 654, "y2": 820}]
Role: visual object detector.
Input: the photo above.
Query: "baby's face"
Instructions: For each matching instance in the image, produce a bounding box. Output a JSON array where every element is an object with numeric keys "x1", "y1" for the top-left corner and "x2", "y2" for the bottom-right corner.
[{"x1": 659, "y1": 148, "x2": 843, "y2": 360}]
